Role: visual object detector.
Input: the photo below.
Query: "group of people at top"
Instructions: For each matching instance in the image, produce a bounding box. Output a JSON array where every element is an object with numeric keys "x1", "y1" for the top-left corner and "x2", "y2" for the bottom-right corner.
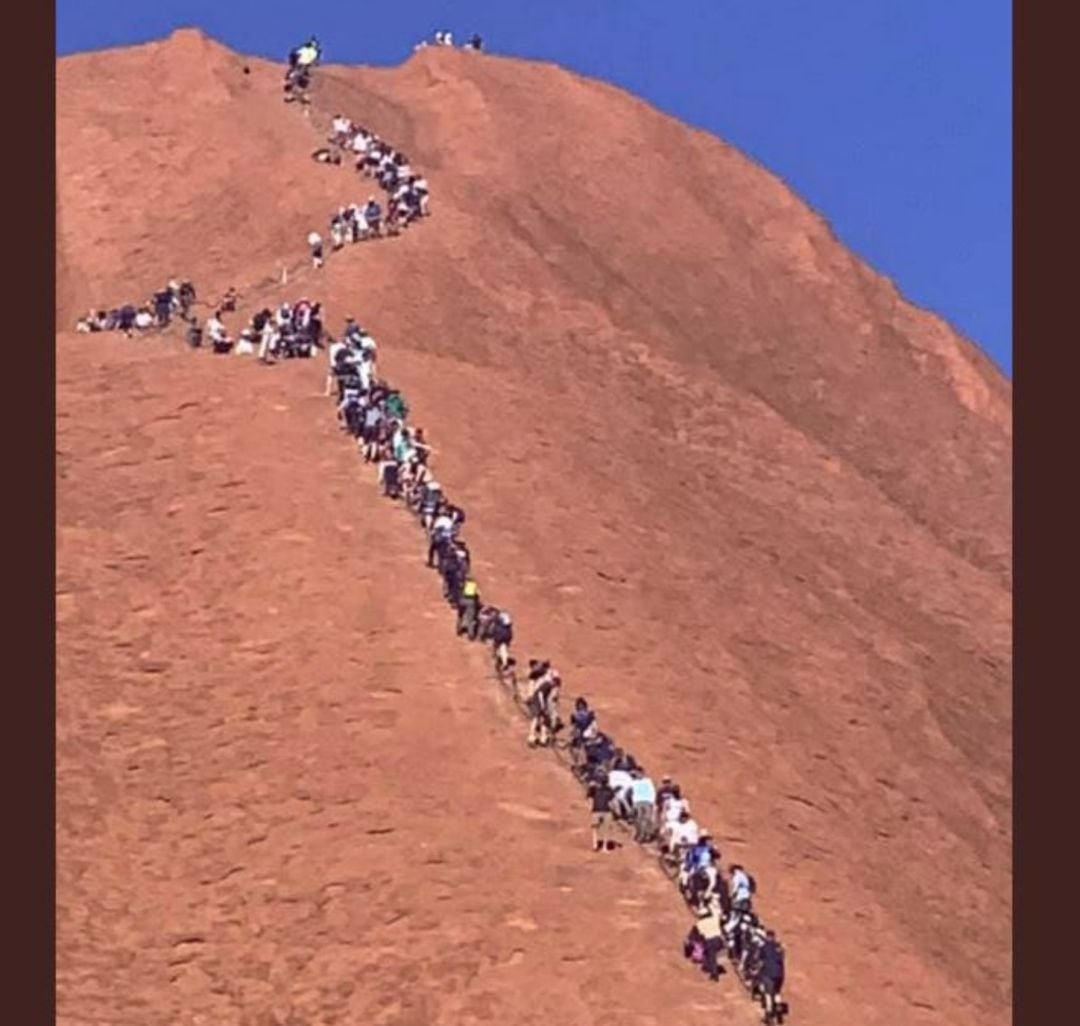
[
  {"x1": 326, "y1": 310, "x2": 790, "y2": 1025},
  {"x1": 415, "y1": 31, "x2": 484, "y2": 52}
]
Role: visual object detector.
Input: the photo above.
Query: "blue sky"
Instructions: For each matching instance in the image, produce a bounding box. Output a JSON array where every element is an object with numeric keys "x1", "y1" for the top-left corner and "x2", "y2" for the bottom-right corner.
[{"x1": 57, "y1": 0, "x2": 1012, "y2": 375}]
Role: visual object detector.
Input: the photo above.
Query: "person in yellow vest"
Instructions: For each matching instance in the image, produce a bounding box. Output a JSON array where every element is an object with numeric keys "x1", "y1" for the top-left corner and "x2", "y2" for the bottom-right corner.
[{"x1": 457, "y1": 578, "x2": 480, "y2": 640}]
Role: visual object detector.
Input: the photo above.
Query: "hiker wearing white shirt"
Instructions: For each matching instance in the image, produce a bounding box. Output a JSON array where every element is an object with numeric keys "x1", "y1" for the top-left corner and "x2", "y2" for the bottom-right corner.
[
  {"x1": 429, "y1": 511, "x2": 454, "y2": 569},
  {"x1": 307, "y1": 231, "x2": 324, "y2": 268},
  {"x1": 728, "y1": 864, "x2": 754, "y2": 912},
  {"x1": 258, "y1": 320, "x2": 277, "y2": 363},
  {"x1": 668, "y1": 809, "x2": 700, "y2": 854},
  {"x1": 608, "y1": 766, "x2": 635, "y2": 819},
  {"x1": 331, "y1": 114, "x2": 352, "y2": 142}
]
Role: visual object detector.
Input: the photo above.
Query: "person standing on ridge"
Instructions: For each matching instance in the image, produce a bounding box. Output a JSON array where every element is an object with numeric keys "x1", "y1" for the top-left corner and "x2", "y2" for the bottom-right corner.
[{"x1": 307, "y1": 230, "x2": 324, "y2": 269}]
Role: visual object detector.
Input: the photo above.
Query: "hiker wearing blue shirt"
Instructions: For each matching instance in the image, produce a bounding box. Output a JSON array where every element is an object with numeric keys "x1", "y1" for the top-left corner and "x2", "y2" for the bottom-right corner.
[{"x1": 630, "y1": 770, "x2": 657, "y2": 842}]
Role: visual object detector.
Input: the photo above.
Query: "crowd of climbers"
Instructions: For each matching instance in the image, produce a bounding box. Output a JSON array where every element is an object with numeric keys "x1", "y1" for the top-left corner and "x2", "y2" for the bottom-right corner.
[
  {"x1": 309, "y1": 118, "x2": 431, "y2": 266},
  {"x1": 74, "y1": 36, "x2": 791, "y2": 1026},
  {"x1": 327, "y1": 322, "x2": 790, "y2": 1024}
]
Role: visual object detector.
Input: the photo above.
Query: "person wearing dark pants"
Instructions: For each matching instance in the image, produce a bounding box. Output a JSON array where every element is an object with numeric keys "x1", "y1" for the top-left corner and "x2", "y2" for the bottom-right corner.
[{"x1": 756, "y1": 931, "x2": 785, "y2": 1023}]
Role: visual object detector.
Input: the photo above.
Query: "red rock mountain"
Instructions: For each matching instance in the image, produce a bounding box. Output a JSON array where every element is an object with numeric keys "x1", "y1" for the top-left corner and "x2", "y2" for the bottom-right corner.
[{"x1": 57, "y1": 28, "x2": 1012, "y2": 1026}]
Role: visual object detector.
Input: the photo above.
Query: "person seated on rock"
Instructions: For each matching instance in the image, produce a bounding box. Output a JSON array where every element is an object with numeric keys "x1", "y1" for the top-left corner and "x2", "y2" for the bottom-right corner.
[
  {"x1": 206, "y1": 313, "x2": 231, "y2": 354},
  {"x1": 465, "y1": 33, "x2": 483, "y2": 51},
  {"x1": 755, "y1": 930, "x2": 786, "y2": 1024},
  {"x1": 134, "y1": 305, "x2": 154, "y2": 331}
]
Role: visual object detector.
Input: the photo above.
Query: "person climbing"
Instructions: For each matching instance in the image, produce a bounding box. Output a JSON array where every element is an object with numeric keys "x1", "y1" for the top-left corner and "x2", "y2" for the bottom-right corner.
[
  {"x1": 586, "y1": 770, "x2": 616, "y2": 852},
  {"x1": 308, "y1": 230, "x2": 324, "y2": 269},
  {"x1": 378, "y1": 446, "x2": 401, "y2": 499},
  {"x1": 630, "y1": 769, "x2": 658, "y2": 843},
  {"x1": 527, "y1": 665, "x2": 561, "y2": 747},
  {"x1": 457, "y1": 577, "x2": 481, "y2": 639},
  {"x1": 491, "y1": 610, "x2": 513, "y2": 673},
  {"x1": 686, "y1": 900, "x2": 726, "y2": 982},
  {"x1": 569, "y1": 697, "x2": 599, "y2": 766},
  {"x1": 728, "y1": 864, "x2": 756, "y2": 913},
  {"x1": 755, "y1": 930, "x2": 786, "y2": 1024},
  {"x1": 608, "y1": 760, "x2": 635, "y2": 820}
]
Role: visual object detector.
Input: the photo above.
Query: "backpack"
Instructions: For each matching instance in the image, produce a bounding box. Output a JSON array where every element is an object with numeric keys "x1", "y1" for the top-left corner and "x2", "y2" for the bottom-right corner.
[{"x1": 748, "y1": 874, "x2": 757, "y2": 895}]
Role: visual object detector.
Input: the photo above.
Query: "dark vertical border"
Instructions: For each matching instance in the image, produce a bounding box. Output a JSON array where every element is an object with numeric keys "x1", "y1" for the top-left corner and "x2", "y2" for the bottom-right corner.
[
  {"x1": 12, "y1": 2, "x2": 57, "y2": 1023},
  {"x1": 1015, "y1": 1, "x2": 1072, "y2": 1024}
]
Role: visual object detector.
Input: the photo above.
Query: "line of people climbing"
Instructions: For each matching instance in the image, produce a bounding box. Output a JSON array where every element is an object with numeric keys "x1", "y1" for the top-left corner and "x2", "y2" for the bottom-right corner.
[
  {"x1": 309, "y1": 119, "x2": 431, "y2": 266},
  {"x1": 326, "y1": 320, "x2": 790, "y2": 1024},
  {"x1": 88, "y1": 45, "x2": 790, "y2": 1024}
]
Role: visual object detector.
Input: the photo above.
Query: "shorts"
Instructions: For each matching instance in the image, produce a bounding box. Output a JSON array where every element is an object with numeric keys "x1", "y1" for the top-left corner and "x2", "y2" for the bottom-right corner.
[
  {"x1": 759, "y1": 975, "x2": 780, "y2": 997},
  {"x1": 591, "y1": 811, "x2": 610, "y2": 828}
]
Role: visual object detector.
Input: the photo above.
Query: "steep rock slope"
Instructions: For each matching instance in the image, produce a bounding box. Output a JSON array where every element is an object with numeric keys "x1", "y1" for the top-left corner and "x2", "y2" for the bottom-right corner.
[{"x1": 57, "y1": 29, "x2": 1012, "y2": 1026}]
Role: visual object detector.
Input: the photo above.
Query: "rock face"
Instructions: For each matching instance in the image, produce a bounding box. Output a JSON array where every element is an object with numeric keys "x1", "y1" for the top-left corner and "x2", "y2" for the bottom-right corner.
[{"x1": 56, "y1": 28, "x2": 1012, "y2": 1026}]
